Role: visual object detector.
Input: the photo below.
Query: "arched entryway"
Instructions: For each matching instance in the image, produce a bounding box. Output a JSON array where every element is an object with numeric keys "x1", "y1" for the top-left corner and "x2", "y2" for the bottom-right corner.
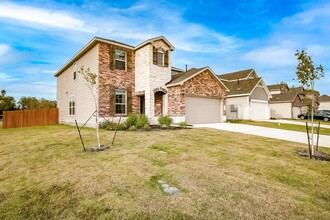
[{"x1": 154, "y1": 88, "x2": 167, "y2": 117}]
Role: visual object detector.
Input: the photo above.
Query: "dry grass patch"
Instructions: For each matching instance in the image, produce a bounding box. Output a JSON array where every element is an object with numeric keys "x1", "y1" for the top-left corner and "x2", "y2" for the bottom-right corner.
[{"x1": 0, "y1": 124, "x2": 329, "y2": 219}]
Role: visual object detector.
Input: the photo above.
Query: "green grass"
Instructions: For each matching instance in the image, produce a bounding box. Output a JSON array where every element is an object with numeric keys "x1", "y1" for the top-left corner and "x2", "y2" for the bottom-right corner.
[
  {"x1": 288, "y1": 118, "x2": 330, "y2": 125},
  {"x1": 0, "y1": 124, "x2": 330, "y2": 219},
  {"x1": 228, "y1": 120, "x2": 330, "y2": 136}
]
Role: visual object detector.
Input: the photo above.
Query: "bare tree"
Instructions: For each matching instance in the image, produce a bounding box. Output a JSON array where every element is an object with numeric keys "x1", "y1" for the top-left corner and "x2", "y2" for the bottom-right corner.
[
  {"x1": 295, "y1": 49, "x2": 324, "y2": 156},
  {"x1": 79, "y1": 66, "x2": 101, "y2": 148}
]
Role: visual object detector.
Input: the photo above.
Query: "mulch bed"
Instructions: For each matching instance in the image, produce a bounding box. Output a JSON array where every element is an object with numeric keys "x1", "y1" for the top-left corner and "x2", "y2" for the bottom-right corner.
[{"x1": 298, "y1": 149, "x2": 330, "y2": 161}]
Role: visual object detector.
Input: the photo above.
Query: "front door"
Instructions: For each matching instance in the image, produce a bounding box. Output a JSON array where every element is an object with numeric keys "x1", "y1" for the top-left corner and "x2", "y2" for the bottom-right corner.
[{"x1": 140, "y1": 96, "x2": 145, "y2": 114}]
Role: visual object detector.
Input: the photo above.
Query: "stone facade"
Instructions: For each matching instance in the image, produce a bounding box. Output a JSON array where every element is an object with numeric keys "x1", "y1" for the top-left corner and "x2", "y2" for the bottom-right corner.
[
  {"x1": 98, "y1": 42, "x2": 139, "y2": 117},
  {"x1": 167, "y1": 70, "x2": 226, "y2": 116}
]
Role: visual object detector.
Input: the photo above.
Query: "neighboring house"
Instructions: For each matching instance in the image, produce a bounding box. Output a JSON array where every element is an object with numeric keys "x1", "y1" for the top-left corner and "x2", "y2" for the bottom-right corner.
[
  {"x1": 319, "y1": 95, "x2": 330, "y2": 110},
  {"x1": 267, "y1": 84, "x2": 304, "y2": 119},
  {"x1": 55, "y1": 36, "x2": 229, "y2": 126},
  {"x1": 218, "y1": 69, "x2": 271, "y2": 120}
]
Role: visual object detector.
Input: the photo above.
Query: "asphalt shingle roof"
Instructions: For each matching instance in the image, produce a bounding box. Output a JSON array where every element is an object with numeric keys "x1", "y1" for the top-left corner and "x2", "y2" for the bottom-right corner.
[
  {"x1": 167, "y1": 67, "x2": 206, "y2": 86},
  {"x1": 319, "y1": 95, "x2": 330, "y2": 102},
  {"x1": 270, "y1": 90, "x2": 298, "y2": 103},
  {"x1": 221, "y1": 77, "x2": 261, "y2": 96},
  {"x1": 267, "y1": 83, "x2": 288, "y2": 91},
  {"x1": 218, "y1": 69, "x2": 254, "y2": 81}
]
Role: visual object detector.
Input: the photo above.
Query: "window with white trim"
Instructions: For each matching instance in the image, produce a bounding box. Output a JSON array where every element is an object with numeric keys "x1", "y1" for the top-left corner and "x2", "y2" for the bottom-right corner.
[
  {"x1": 69, "y1": 95, "x2": 75, "y2": 116},
  {"x1": 157, "y1": 51, "x2": 164, "y2": 66},
  {"x1": 115, "y1": 49, "x2": 126, "y2": 70},
  {"x1": 73, "y1": 63, "x2": 77, "y2": 80},
  {"x1": 115, "y1": 90, "x2": 126, "y2": 114}
]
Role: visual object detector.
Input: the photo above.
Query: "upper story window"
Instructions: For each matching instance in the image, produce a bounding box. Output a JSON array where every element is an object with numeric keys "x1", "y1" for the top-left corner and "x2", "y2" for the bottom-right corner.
[
  {"x1": 157, "y1": 51, "x2": 164, "y2": 66},
  {"x1": 115, "y1": 90, "x2": 126, "y2": 114},
  {"x1": 115, "y1": 49, "x2": 126, "y2": 70},
  {"x1": 73, "y1": 62, "x2": 77, "y2": 80},
  {"x1": 69, "y1": 95, "x2": 75, "y2": 116}
]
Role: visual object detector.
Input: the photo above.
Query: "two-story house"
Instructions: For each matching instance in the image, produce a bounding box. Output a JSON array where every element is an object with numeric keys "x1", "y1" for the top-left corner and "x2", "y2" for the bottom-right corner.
[{"x1": 55, "y1": 36, "x2": 228, "y2": 126}]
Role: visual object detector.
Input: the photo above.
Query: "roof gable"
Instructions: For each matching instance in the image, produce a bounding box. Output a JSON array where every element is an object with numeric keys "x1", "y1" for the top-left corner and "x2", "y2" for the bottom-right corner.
[
  {"x1": 270, "y1": 90, "x2": 300, "y2": 103},
  {"x1": 135, "y1": 36, "x2": 175, "y2": 51},
  {"x1": 167, "y1": 67, "x2": 229, "y2": 91}
]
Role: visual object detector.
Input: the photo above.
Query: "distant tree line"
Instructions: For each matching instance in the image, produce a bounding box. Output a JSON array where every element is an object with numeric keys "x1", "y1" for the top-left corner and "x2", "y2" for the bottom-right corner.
[{"x1": 0, "y1": 89, "x2": 56, "y2": 117}]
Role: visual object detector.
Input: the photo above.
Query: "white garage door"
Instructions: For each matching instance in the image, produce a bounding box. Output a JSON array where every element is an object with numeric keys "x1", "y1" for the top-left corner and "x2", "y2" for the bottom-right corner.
[
  {"x1": 250, "y1": 100, "x2": 269, "y2": 120},
  {"x1": 185, "y1": 96, "x2": 222, "y2": 124},
  {"x1": 292, "y1": 107, "x2": 301, "y2": 119}
]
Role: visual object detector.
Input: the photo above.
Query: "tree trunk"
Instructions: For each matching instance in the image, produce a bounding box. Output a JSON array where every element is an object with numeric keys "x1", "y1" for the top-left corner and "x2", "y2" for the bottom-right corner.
[{"x1": 311, "y1": 80, "x2": 315, "y2": 156}]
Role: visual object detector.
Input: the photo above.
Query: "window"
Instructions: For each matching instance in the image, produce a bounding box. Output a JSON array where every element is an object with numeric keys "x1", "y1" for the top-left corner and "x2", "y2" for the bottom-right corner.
[
  {"x1": 115, "y1": 49, "x2": 126, "y2": 70},
  {"x1": 157, "y1": 51, "x2": 163, "y2": 66},
  {"x1": 69, "y1": 95, "x2": 75, "y2": 116},
  {"x1": 115, "y1": 90, "x2": 126, "y2": 114},
  {"x1": 73, "y1": 63, "x2": 77, "y2": 80}
]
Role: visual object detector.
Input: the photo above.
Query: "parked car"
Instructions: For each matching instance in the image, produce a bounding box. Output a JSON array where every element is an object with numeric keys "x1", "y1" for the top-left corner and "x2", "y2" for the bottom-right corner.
[{"x1": 298, "y1": 110, "x2": 330, "y2": 121}]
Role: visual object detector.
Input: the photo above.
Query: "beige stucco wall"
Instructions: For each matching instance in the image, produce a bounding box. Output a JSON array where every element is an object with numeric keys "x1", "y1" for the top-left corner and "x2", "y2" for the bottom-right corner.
[
  {"x1": 251, "y1": 86, "x2": 268, "y2": 101},
  {"x1": 226, "y1": 96, "x2": 249, "y2": 120},
  {"x1": 319, "y1": 102, "x2": 330, "y2": 110},
  {"x1": 57, "y1": 44, "x2": 99, "y2": 126},
  {"x1": 269, "y1": 103, "x2": 292, "y2": 118}
]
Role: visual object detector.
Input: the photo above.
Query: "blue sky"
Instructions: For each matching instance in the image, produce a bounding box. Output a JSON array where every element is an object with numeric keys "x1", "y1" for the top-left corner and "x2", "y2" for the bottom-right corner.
[{"x1": 0, "y1": 0, "x2": 330, "y2": 101}]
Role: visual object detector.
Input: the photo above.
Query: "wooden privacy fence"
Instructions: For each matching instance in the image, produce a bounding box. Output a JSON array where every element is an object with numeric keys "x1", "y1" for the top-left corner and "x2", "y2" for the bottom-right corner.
[{"x1": 2, "y1": 108, "x2": 59, "y2": 129}]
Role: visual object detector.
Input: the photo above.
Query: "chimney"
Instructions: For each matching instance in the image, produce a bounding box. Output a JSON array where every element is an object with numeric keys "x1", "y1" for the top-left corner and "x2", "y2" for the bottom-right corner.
[
  {"x1": 185, "y1": 65, "x2": 187, "y2": 72},
  {"x1": 237, "y1": 78, "x2": 239, "y2": 84}
]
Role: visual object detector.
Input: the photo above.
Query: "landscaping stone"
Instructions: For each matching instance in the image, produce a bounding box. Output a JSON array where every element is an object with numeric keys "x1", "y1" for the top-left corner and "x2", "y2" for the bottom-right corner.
[
  {"x1": 88, "y1": 144, "x2": 110, "y2": 152},
  {"x1": 164, "y1": 186, "x2": 181, "y2": 196},
  {"x1": 298, "y1": 149, "x2": 330, "y2": 161},
  {"x1": 159, "y1": 151, "x2": 167, "y2": 154},
  {"x1": 157, "y1": 180, "x2": 181, "y2": 196}
]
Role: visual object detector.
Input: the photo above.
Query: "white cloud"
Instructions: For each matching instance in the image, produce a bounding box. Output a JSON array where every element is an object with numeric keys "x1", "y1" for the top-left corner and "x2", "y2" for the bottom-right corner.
[
  {"x1": 0, "y1": 2, "x2": 95, "y2": 32},
  {"x1": 0, "y1": 72, "x2": 18, "y2": 82},
  {"x1": 0, "y1": 44, "x2": 10, "y2": 57},
  {"x1": 242, "y1": 46, "x2": 296, "y2": 67}
]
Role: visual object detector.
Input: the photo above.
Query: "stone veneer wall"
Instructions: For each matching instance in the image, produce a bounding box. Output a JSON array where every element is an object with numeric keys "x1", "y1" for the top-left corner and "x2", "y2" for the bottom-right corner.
[
  {"x1": 167, "y1": 70, "x2": 226, "y2": 116},
  {"x1": 98, "y1": 42, "x2": 139, "y2": 117}
]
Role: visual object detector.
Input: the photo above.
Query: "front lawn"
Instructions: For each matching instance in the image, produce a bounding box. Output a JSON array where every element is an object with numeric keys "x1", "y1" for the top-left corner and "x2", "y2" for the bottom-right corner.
[
  {"x1": 229, "y1": 120, "x2": 330, "y2": 136},
  {"x1": 0, "y1": 125, "x2": 329, "y2": 219}
]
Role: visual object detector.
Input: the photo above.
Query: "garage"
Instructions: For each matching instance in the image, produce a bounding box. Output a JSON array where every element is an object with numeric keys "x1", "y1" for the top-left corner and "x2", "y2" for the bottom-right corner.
[
  {"x1": 292, "y1": 106, "x2": 301, "y2": 119},
  {"x1": 250, "y1": 100, "x2": 269, "y2": 120},
  {"x1": 185, "y1": 96, "x2": 222, "y2": 124}
]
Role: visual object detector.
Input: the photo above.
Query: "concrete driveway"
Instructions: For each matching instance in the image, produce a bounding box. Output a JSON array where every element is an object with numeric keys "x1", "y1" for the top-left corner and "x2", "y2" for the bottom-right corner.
[{"x1": 194, "y1": 123, "x2": 330, "y2": 148}]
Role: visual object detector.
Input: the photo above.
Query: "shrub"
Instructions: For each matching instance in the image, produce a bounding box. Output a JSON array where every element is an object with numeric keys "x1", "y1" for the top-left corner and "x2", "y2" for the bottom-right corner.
[
  {"x1": 129, "y1": 125, "x2": 137, "y2": 131},
  {"x1": 158, "y1": 116, "x2": 172, "y2": 128},
  {"x1": 99, "y1": 121, "x2": 126, "y2": 131},
  {"x1": 143, "y1": 124, "x2": 151, "y2": 131},
  {"x1": 136, "y1": 114, "x2": 149, "y2": 128},
  {"x1": 179, "y1": 121, "x2": 188, "y2": 128},
  {"x1": 126, "y1": 113, "x2": 138, "y2": 127}
]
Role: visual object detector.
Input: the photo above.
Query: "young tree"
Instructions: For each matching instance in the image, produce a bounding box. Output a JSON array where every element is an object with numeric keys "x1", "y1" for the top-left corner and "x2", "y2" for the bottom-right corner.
[
  {"x1": 79, "y1": 66, "x2": 101, "y2": 148},
  {"x1": 0, "y1": 89, "x2": 16, "y2": 117},
  {"x1": 295, "y1": 49, "x2": 325, "y2": 157}
]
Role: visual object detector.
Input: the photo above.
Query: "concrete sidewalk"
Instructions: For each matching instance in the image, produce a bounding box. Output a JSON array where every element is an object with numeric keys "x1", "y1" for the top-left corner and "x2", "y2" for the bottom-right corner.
[
  {"x1": 194, "y1": 123, "x2": 330, "y2": 148},
  {"x1": 260, "y1": 119, "x2": 330, "y2": 129}
]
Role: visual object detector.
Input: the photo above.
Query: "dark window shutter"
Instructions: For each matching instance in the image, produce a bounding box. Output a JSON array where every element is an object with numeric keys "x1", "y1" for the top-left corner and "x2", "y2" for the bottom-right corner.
[
  {"x1": 164, "y1": 50, "x2": 169, "y2": 67},
  {"x1": 126, "y1": 50, "x2": 132, "y2": 71},
  {"x1": 109, "y1": 46, "x2": 115, "y2": 70},
  {"x1": 127, "y1": 87, "x2": 132, "y2": 113},
  {"x1": 153, "y1": 46, "x2": 157, "y2": 65},
  {"x1": 109, "y1": 84, "x2": 115, "y2": 116}
]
